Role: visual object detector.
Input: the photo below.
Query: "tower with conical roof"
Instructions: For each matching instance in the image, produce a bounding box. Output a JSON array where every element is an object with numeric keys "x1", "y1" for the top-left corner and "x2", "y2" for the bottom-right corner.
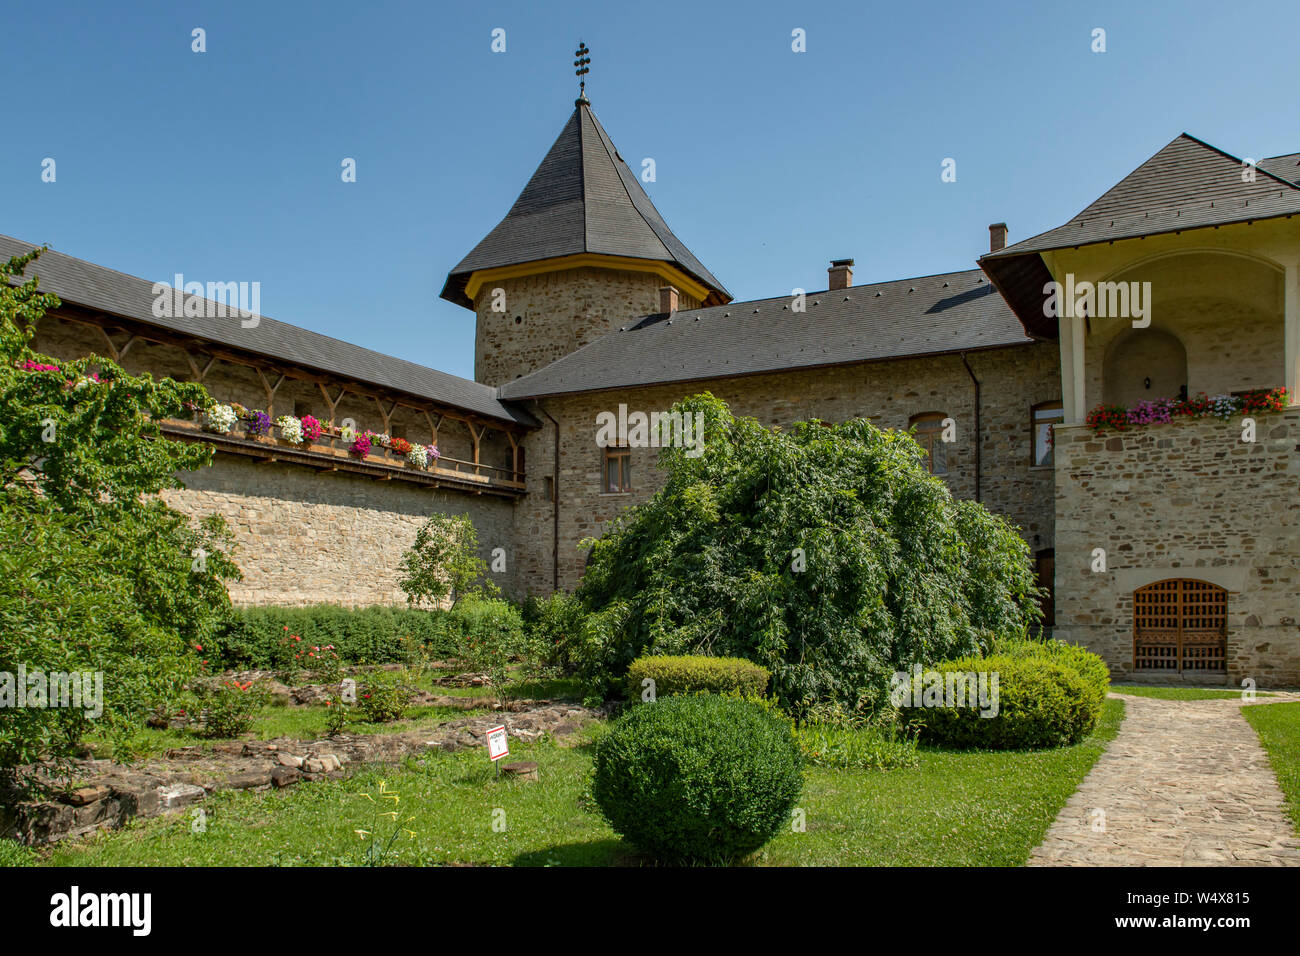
[{"x1": 441, "y1": 83, "x2": 729, "y2": 386}]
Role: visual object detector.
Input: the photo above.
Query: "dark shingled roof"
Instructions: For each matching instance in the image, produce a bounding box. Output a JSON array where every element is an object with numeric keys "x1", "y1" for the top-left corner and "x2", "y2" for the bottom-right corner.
[
  {"x1": 980, "y1": 133, "x2": 1300, "y2": 338},
  {"x1": 1259, "y1": 152, "x2": 1300, "y2": 185},
  {"x1": 440, "y1": 101, "x2": 729, "y2": 309},
  {"x1": 499, "y1": 269, "x2": 1032, "y2": 399},
  {"x1": 0, "y1": 234, "x2": 535, "y2": 427}
]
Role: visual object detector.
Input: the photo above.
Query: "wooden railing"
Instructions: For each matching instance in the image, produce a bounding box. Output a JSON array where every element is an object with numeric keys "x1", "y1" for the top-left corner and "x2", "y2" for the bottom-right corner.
[{"x1": 159, "y1": 417, "x2": 525, "y2": 494}]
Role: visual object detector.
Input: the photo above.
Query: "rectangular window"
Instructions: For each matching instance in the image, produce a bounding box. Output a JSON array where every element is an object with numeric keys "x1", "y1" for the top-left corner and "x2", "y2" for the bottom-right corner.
[
  {"x1": 1032, "y1": 401, "x2": 1064, "y2": 467},
  {"x1": 603, "y1": 446, "x2": 631, "y2": 493},
  {"x1": 909, "y1": 413, "x2": 949, "y2": 476}
]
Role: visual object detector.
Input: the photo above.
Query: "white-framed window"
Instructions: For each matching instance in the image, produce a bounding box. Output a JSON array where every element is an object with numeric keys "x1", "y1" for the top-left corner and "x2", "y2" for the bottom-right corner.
[
  {"x1": 602, "y1": 445, "x2": 631, "y2": 493},
  {"x1": 1032, "y1": 401, "x2": 1064, "y2": 467}
]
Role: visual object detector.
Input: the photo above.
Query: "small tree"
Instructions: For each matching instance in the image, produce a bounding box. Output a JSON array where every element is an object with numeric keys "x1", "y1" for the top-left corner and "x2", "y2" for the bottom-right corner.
[
  {"x1": 0, "y1": 249, "x2": 241, "y2": 770},
  {"x1": 576, "y1": 393, "x2": 1042, "y2": 717},
  {"x1": 397, "y1": 513, "x2": 495, "y2": 608}
]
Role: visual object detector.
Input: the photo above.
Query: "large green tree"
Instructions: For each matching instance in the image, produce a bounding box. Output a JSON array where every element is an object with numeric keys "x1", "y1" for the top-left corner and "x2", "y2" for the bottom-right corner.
[
  {"x1": 575, "y1": 393, "x2": 1042, "y2": 716},
  {"x1": 0, "y1": 250, "x2": 240, "y2": 768}
]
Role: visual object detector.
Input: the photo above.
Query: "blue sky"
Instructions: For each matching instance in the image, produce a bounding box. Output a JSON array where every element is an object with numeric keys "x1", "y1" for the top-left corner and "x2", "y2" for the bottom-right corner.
[{"x1": 3, "y1": 0, "x2": 1297, "y2": 380}]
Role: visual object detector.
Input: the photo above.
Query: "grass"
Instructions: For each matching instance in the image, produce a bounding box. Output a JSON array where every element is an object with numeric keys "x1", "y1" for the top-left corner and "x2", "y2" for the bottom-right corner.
[
  {"x1": 26, "y1": 698, "x2": 1123, "y2": 867},
  {"x1": 1110, "y1": 684, "x2": 1271, "y2": 701},
  {"x1": 1242, "y1": 701, "x2": 1300, "y2": 835}
]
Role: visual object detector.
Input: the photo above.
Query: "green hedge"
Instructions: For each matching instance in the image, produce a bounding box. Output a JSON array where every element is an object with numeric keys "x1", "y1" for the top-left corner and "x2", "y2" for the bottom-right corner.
[
  {"x1": 907, "y1": 654, "x2": 1100, "y2": 750},
  {"x1": 997, "y1": 637, "x2": 1110, "y2": 715},
  {"x1": 626, "y1": 655, "x2": 770, "y2": 702},
  {"x1": 436, "y1": 595, "x2": 526, "y2": 657},
  {"x1": 521, "y1": 591, "x2": 589, "y2": 674},
  {"x1": 592, "y1": 694, "x2": 803, "y2": 863},
  {"x1": 210, "y1": 604, "x2": 458, "y2": 668}
]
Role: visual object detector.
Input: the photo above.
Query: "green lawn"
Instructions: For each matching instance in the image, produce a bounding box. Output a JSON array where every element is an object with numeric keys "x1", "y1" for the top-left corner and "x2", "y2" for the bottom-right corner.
[
  {"x1": 24, "y1": 698, "x2": 1123, "y2": 867},
  {"x1": 1110, "y1": 684, "x2": 1269, "y2": 701},
  {"x1": 1242, "y1": 701, "x2": 1300, "y2": 834}
]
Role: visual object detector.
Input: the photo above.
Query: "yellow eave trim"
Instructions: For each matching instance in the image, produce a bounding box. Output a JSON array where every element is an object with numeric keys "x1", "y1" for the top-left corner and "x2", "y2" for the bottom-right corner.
[{"x1": 463, "y1": 253, "x2": 712, "y2": 305}]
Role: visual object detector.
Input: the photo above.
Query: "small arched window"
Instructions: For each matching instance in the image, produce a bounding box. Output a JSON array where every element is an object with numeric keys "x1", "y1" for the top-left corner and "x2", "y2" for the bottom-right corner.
[{"x1": 909, "y1": 412, "x2": 949, "y2": 475}]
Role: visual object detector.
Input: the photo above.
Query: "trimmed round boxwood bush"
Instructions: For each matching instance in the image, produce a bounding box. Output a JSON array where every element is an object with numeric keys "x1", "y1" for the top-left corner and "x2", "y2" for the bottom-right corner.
[
  {"x1": 908, "y1": 654, "x2": 1098, "y2": 749},
  {"x1": 996, "y1": 637, "x2": 1109, "y2": 715},
  {"x1": 592, "y1": 694, "x2": 803, "y2": 863},
  {"x1": 626, "y1": 654, "x2": 770, "y2": 702}
]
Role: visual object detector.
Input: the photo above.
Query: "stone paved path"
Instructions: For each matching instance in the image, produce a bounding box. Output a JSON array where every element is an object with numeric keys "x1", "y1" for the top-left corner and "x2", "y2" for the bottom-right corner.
[{"x1": 1029, "y1": 693, "x2": 1300, "y2": 866}]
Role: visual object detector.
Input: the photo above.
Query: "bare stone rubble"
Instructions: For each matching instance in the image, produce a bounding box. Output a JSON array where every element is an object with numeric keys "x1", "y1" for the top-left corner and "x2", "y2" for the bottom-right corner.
[
  {"x1": 1030, "y1": 693, "x2": 1300, "y2": 866},
  {"x1": 0, "y1": 701, "x2": 596, "y2": 846}
]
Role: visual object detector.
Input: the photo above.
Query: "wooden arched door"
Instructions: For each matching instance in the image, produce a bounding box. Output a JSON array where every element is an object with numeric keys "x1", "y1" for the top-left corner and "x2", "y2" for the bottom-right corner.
[{"x1": 1133, "y1": 579, "x2": 1227, "y2": 673}]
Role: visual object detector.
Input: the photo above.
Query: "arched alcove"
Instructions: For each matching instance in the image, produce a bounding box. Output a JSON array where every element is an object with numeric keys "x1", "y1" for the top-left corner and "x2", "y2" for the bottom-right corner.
[{"x1": 1103, "y1": 327, "x2": 1188, "y2": 407}]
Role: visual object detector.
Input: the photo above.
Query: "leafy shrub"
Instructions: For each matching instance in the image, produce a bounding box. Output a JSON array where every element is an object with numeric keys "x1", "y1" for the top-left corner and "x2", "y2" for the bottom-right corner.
[
  {"x1": 357, "y1": 670, "x2": 412, "y2": 723},
  {"x1": 438, "y1": 595, "x2": 525, "y2": 657},
  {"x1": 576, "y1": 393, "x2": 1042, "y2": 717},
  {"x1": 908, "y1": 655, "x2": 1098, "y2": 749},
  {"x1": 996, "y1": 637, "x2": 1109, "y2": 715},
  {"x1": 626, "y1": 655, "x2": 770, "y2": 702},
  {"x1": 592, "y1": 695, "x2": 803, "y2": 863},
  {"x1": 211, "y1": 605, "x2": 455, "y2": 668},
  {"x1": 438, "y1": 594, "x2": 525, "y2": 685},
  {"x1": 522, "y1": 591, "x2": 589, "y2": 675},
  {"x1": 196, "y1": 681, "x2": 269, "y2": 739}
]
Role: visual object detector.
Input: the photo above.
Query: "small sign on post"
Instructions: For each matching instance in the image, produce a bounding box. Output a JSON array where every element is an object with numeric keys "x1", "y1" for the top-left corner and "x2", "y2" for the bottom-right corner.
[{"x1": 486, "y1": 725, "x2": 509, "y2": 777}]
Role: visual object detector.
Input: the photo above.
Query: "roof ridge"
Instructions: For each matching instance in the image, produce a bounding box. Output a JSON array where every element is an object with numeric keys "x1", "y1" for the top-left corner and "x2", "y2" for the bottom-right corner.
[
  {"x1": 583, "y1": 103, "x2": 669, "y2": 259},
  {"x1": 1070, "y1": 133, "x2": 1300, "y2": 227},
  {"x1": 577, "y1": 106, "x2": 589, "y2": 253},
  {"x1": 1178, "y1": 132, "x2": 1300, "y2": 192}
]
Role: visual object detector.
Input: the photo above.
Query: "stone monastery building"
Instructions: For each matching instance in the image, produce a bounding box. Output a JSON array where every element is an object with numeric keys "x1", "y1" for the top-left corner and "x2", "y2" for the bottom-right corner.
[{"x1": 7, "y1": 90, "x2": 1300, "y2": 686}]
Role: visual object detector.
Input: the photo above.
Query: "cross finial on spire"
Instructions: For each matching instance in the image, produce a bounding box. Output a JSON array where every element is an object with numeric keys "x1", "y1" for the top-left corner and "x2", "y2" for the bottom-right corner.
[{"x1": 574, "y1": 41, "x2": 591, "y2": 105}]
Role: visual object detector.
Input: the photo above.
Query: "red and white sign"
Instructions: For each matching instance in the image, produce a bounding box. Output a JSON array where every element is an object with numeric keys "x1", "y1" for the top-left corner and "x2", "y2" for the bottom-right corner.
[{"x1": 486, "y1": 725, "x2": 509, "y2": 762}]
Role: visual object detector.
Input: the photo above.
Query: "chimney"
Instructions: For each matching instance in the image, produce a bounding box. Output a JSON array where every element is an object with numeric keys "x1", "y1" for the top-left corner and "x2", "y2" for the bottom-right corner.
[
  {"x1": 659, "y1": 285, "x2": 679, "y2": 314},
  {"x1": 828, "y1": 258, "x2": 854, "y2": 291},
  {"x1": 989, "y1": 222, "x2": 1008, "y2": 252}
]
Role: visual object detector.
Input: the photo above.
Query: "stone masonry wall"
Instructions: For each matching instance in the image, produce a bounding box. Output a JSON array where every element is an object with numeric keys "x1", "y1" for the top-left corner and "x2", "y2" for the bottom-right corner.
[
  {"x1": 31, "y1": 312, "x2": 520, "y2": 607},
  {"x1": 1053, "y1": 410, "x2": 1300, "y2": 685},
  {"x1": 163, "y1": 457, "x2": 518, "y2": 606},
  {"x1": 514, "y1": 341, "x2": 1062, "y2": 594},
  {"x1": 474, "y1": 267, "x2": 701, "y2": 387}
]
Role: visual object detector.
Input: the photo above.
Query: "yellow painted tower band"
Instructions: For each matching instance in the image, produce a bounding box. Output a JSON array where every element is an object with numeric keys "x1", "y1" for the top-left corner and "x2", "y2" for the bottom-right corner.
[{"x1": 464, "y1": 253, "x2": 713, "y2": 306}]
